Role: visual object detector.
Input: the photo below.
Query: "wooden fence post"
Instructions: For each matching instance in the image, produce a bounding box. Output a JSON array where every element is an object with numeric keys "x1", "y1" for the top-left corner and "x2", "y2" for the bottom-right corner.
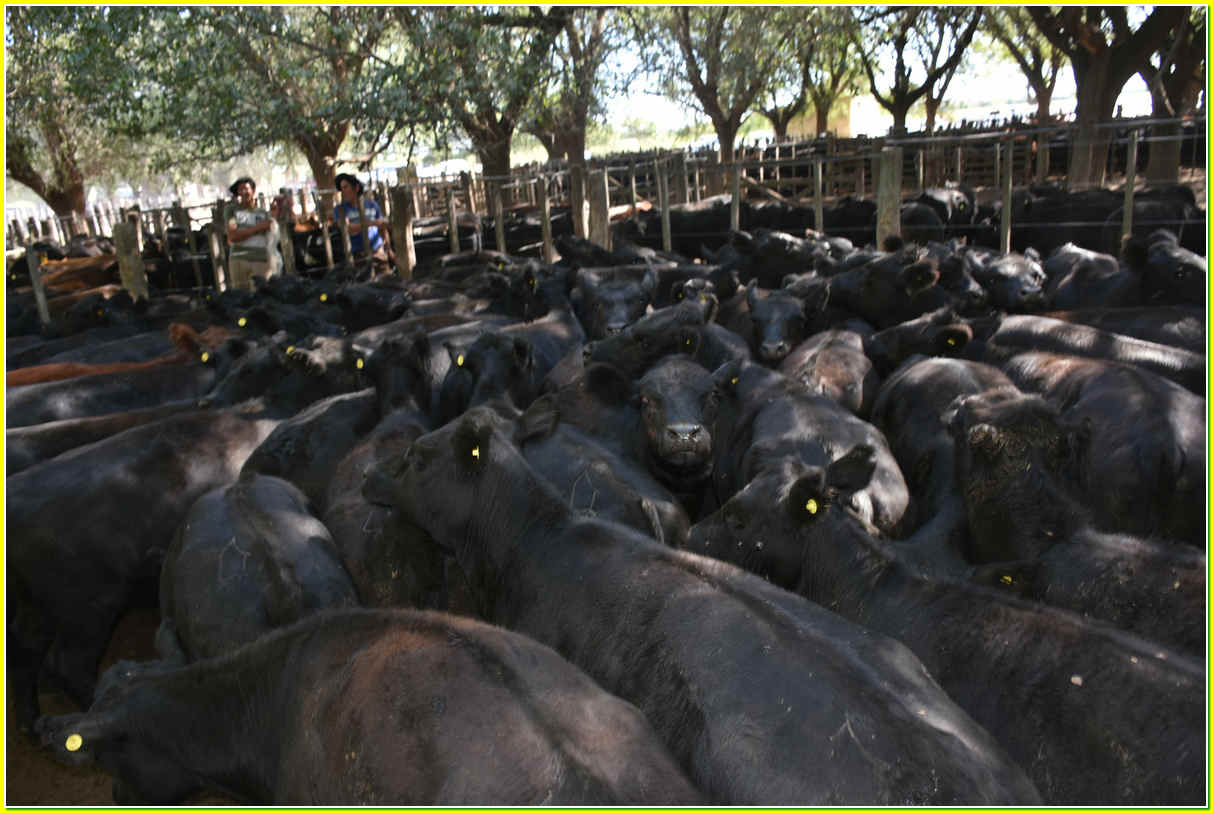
[
  {"x1": 11, "y1": 218, "x2": 28, "y2": 247},
  {"x1": 539, "y1": 175, "x2": 555, "y2": 265},
  {"x1": 628, "y1": 161, "x2": 638, "y2": 210},
  {"x1": 277, "y1": 197, "x2": 298, "y2": 279},
  {"x1": 875, "y1": 147, "x2": 903, "y2": 249},
  {"x1": 446, "y1": 185, "x2": 460, "y2": 254},
  {"x1": 569, "y1": 164, "x2": 588, "y2": 239},
  {"x1": 27, "y1": 248, "x2": 51, "y2": 325},
  {"x1": 588, "y1": 168, "x2": 611, "y2": 251},
  {"x1": 113, "y1": 219, "x2": 150, "y2": 301},
  {"x1": 915, "y1": 150, "x2": 925, "y2": 192},
  {"x1": 390, "y1": 185, "x2": 416, "y2": 279},
  {"x1": 856, "y1": 155, "x2": 866, "y2": 199},
  {"x1": 656, "y1": 163, "x2": 672, "y2": 253},
  {"x1": 1000, "y1": 138, "x2": 1014, "y2": 255},
  {"x1": 491, "y1": 182, "x2": 507, "y2": 253},
  {"x1": 954, "y1": 145, "x2": 963, "y2": 183},
  {"x1": 317, "y1": 192, "x2": 336, "y2": 273},
  {"x1": 675, "y1": 152, "x2": 689, "y2": 205},
  {"x1": 994, "y1": 141, "x2": 1002, "y2": 190},
  {"x1": 814, "y1": 159, "x2": 825, "y2": 235},
  {"x1": 209, "y1": 201, "x2": 227, "y2": 291},
  {"x1": 1121, "y1": 129, "x2": 1140, "y2": 245},
  {"x1": 337, "y1": 205, "x2": 355, "y2": 267},
  {"x1": 729, "y1": 163, "x2": 741, "y2": 232}
]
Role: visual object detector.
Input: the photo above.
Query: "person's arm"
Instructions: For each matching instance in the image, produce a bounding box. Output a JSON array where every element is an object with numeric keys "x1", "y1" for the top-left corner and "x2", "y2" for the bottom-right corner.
[{"x1": 227, "y1": 216, "x2": 273, "y2": 244}]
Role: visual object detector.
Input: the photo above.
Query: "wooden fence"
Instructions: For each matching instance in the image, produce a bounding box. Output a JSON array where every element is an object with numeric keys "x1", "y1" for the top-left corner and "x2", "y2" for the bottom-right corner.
[{"x1": 6, "y1": 115, "x2": 1205, "y2": 298}]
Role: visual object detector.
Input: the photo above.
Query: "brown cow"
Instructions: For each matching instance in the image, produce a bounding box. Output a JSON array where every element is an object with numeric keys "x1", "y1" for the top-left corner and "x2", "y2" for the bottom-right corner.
[{"x1": 6, "y1": 323, "x2": 239, "y2": 388}]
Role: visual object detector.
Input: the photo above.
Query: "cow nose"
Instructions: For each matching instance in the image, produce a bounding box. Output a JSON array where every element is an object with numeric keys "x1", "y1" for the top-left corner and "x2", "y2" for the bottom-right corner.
[
  {"x1": 605, "y1": 323, "x2": 626, "y2": 335},
  {"x1": 666, "y1": 423, "x2": 703, "y2": 443},
  {"x1": 760, "y1": 341, "x2": 790, "y2": 360}
]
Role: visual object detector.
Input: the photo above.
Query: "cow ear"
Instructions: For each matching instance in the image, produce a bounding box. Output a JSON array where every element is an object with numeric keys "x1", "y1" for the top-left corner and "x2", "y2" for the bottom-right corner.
[
  {"x1": 711, "y1": 359, "x2": 743, "y2": 395},
  {"x1": 901, "y1": 260, "x2": 939, "y2": 293},
  {"x1": 798, "y1": 279, "x2": 830, "y2": 316},
  {"x1": 933, "y1": 324, "x2": 972, "y2": 354},
  {"x1": 517, "y1": 395, "x2": 559, "y2": 444},
  {"x1": 453, "y1": 415, "x2": 493, "y2": 473},
  {"x1": 677, "y1": 327, "x2": 701, "y2": 357},
  {"x1": 445, "y1": 341, "x2": 466, "y2": 370},
  {"x1": 826, "y1": 444, "x2": 876, "y2": 495},
  {"x1": 512, "y1": 337, "x2": 534, "y2": 371},
  {"x1": 786, "y1": 469, "x2": 829, "y2": 522},
  {"x1": 35, "y1": 710, "x2": 124, "y2": 768},
  {"x1": 584, "y1": 363, "x2": 633, "y2": 405},
  {"x1": 745, "y1": 279, "x2": 761, "y2": 310}
]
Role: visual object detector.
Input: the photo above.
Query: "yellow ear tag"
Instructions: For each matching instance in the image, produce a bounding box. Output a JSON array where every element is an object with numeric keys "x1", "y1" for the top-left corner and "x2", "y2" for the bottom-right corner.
[
  {"x1": 238, "y1": 317, "x2": 247, "y2": 327},
  {"x1": 65, "y1": 734, "x2": 83, "y2": 752},
  {"x1": 286, "y1": 346, "x2": 294, "y2": 355},
  {"x1": 946, "y1": 337, "x2": 957, "y2": 346},
  {"x1": 456, "y1": 354, "x2": 465, "y2": 367},
  {"x1": 1000, "y1": 575, "x2": 1013, "y2": 584},
  {"x1": 805, "y1": 498, "x2": 819, "y2": 515},
  {"x1": 685, "y1": 339, "x2": 692, "y2": 347},
  {"x1": 471, "y1": 446, "x2": 480, "y2": 459},
  {"x1": 320, "y1": 293, "x2": 328, "y2": 302},
  {"x1": 356, "y1": 358, "x2": 364, "y2": 370},
  {"x1": 200, "y1": 352, "x2": 210, "y2": 363},
  {"x1": 731, "y1": 377, "x2": 739, "y2": 386},
  {"x1": 96, "y1": 309, "x2": 103, "y2": 316}
]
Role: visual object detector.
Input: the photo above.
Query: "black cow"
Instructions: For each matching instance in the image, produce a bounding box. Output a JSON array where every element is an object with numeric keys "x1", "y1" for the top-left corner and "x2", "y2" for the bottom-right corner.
[
  {"x1": 5, "y1": 400, "x2": 207, "y2": 475},
  {"x1": 239, "y1": 388, "x2": 381, "y2": 513},
  {"x1": 322, "y1": 408, "x2": 449, "y2": 610},
  {"x1": 687, "y1": 446, "x2": 1205, "y2": 804},
  {"x1": 970, "y1": 526, "x2": 1206, "y2": 657},
  {"x1": 744, "y1": 280, "x2": 816, "y2": 364},
  {"x1": 156, "y1": 473, "x2": 359, "y2": 662},
  {"x1": 714, "y1": 362, "x2": 909, "y2": 535},
  {"x1": 7, "y1": 409, "x2": 280, "y2": 731},
  {"x1": 1042, "y1": 242, "x2": 1140, "y2": 309},
  {"x1": 1127, "y1": 228, "x2": 1207, "y2": 306},
  {"x1": 997, "y1": 352, "x2": 1206, "y2": 547},
  {"x1": 870, "y1": 356, "x2": 1017, "y2": 529},
  {"x1": 36, "y1": 609, "x2": 703, "y2": 805},
  {"x1": 778, "y1": 329, "x2": 879, "y2": 418},
  {"x1": 363, "y1": 410, "x2": 1041, "y2": 805},
  {"x1": 962, "y1": 247, "x2": 1047, "y2": 311},
  {"x1": 1040, "y1": 305, "x2": 1205, "y2": 354},
  {"x1": 572, "y1": 266, "x2": 657, "y2": 339}
]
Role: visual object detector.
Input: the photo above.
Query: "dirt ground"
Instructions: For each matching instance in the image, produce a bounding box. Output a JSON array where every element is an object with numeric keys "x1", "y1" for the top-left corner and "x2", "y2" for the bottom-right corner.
[{"x1": 5, "y1": 608, "x2": 237, "y2": 805}]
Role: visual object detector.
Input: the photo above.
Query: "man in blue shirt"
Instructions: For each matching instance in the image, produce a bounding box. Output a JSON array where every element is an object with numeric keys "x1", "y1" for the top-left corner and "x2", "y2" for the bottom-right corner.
[{"x1": 334, "y1": 173, "x2": 391, "y2": 270}]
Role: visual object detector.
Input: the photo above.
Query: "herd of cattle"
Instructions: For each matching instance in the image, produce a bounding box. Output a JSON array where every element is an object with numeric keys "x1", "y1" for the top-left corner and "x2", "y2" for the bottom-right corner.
[{"x1": 5, "y1": 180, "x2": 1207, "y2": 805}]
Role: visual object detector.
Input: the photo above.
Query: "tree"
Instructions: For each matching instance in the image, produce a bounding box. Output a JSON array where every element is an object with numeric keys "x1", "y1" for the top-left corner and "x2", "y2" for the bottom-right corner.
[
  {"x1": 630, "y1": 7, "x2": 795, "y2": 160},
  {"x1": 803, "y1": 12, "x2": 864, "y2": 137},
  {"x1": 986, "y1": 8, "x2": 1067, "y2": 180},
  {"x1": 398, "y1": 8, "x2": 565, "y2": 179},
  {"x1": 520, "y1": 7, "x2": 634, "y2": 167},
  {"x1": 1138, "y1": 7, "x2": 1206, "y2": 183},
  {"x1": 1028, "y1": 6, "x2": 1189, "y2": 189},
  {"x1": 5, "y1": 7, "x2": 152, "y2": 216},
  {"x1": 83, "y1": 7, "x2": 415, "y2": 190},
  {"x1": 852, "y1": 7, "x2": 982, "y2": 137}
]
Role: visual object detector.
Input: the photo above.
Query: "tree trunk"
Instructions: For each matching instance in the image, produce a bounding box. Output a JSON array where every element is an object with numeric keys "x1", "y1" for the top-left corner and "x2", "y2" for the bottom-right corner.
[
  {"x1": 924, "y1": 98, "x2": 940, "y2": 135},
  {"x1": 716, "y1": 126, "x2": 738, "y2": 164},
  {"x1": 475, "y1": 136, "x2": 513, "y2": 180},
  {"x1": 1035, "y1": 98, "x2": 1053, "y2": 183},
  {"x1": 299, "y1": 142, "x2": 338, "y2": 191},
  {"x1": 890, "y1": 101, "x2": 911, "y2": 137},
  {"x1": 1145, "y1": 119, "x2": 1183, "y2": 184},
  {"x1": 815, "y1": 105, "x2": 830, "y2": 135},
  {"x1": 1068, "y1": 60, "x2": 1119, "y2": 190},
  {"x1": 772, "y1": 119, "x2": 789, "y2": 142}
]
